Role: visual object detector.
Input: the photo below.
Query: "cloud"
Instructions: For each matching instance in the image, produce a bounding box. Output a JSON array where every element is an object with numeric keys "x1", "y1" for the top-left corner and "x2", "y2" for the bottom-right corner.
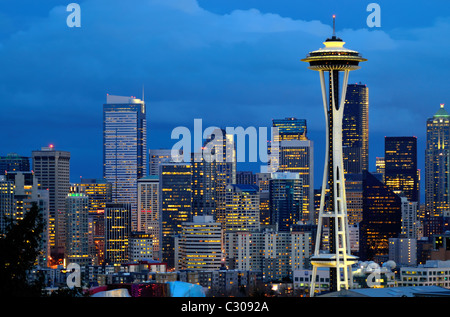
[{"x1": 0, "y1": 0, "x2": 448, "y2": 179}]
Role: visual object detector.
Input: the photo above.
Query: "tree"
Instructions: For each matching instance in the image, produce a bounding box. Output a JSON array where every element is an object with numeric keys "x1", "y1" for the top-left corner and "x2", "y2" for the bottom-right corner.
[{"x1": 0, "y1": 202, "x2": 45, "y2": 296}]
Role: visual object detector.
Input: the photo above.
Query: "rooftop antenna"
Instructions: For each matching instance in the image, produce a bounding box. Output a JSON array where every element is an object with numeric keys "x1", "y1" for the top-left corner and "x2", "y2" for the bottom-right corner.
[
  {"x1": 142, "y1": 84, "x2": 145, "y2": 102},
  {"x1": 332, "y1": 14, "x2": 336, "y2": 37}
]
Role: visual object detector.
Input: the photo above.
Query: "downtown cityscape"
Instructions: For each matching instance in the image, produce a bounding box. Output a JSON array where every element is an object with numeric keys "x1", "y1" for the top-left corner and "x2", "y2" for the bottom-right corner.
[{"x1": 1, "y1": 0, "x2": 450, "y2": 307}]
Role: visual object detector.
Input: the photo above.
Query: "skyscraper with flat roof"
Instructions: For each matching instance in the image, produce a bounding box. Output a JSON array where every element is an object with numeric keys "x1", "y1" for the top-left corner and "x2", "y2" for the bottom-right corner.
[
  {"x1": 159, "y1": 163, "x2": 192, "y2": 268},
  {"x1": 342, "y1": 83, "x2": 369, "y2": 174},
  {"x1": 103, "y1": 94, "x2": 147, "y2": 232},
  {"x1": 32, "y1": 145, "x2": 70, "y2": 263},
  {"x1": 384, "y1": 136, "x2": 419, "y2": 203}
]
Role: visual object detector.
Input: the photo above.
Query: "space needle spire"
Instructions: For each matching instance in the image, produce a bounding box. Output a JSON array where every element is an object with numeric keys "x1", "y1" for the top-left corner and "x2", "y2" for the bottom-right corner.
[{"x1": 301, "y1": 16, "x2": 367, "y2": 296}]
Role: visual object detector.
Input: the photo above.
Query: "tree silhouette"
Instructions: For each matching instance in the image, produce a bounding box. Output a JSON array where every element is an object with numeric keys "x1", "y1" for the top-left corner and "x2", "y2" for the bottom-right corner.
[{"x1": 0, "y1": 202, "x2": 45, "y2": 296}]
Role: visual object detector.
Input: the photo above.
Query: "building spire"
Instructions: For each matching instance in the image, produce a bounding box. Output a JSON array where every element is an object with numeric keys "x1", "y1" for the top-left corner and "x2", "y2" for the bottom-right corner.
[{"x1": 333, "y1": 15, "x2": 336, "y2": 37}]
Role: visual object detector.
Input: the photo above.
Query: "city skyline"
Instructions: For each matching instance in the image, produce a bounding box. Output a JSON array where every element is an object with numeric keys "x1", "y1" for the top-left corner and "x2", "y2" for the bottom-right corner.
[
  {"x1": 2, "y1": 1, "x2": 450, "y2": 301},
  {"x1": 0, "y1": 1, "x2": 449, "y2": 203}
]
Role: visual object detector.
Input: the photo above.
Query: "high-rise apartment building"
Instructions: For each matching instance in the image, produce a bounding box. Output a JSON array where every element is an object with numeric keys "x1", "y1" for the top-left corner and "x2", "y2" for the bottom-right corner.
[
  {"x1": 425, "y1": 104, "x2": 450, "y2": 220},
  {"x1": 65, "y1": 187, "x2": 91, "y2": 266},
  {"x1": 342, "y1": 83, "x2": 369, "y2": 174},
  {"x1": 103, "y1": 94, "x2": 147, "y2": 232},
  {"x1": 73, "y1": 178, "x2": 112, "y2": 265},
  {"x1": 32, "y1": 145, "x2": 70, "y2": 262},
  {"x1": 385, "y1": 136, "x2": 419, "y2": 203},
  {"x1": 137, "y1": 175, "x2": 160, "y2": 260}
]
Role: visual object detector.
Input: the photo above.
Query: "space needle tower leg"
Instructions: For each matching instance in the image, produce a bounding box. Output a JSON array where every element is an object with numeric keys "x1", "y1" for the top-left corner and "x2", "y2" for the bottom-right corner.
[{"x1": 302, "y1": 17, "x2": 366, "y2": 296}]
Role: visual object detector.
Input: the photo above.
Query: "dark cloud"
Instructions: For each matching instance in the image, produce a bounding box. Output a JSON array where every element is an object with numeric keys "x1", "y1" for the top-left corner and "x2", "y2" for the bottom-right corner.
[{"x1": 0, "y1": 0, "x2": 448, "y2": 184}]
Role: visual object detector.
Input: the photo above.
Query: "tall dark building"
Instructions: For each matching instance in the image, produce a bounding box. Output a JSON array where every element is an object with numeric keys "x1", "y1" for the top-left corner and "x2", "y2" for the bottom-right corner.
[
  {"x1": 159, "y1": 163, "x2": 192, "y2": 268},
  {"x1": 384, "y1": 136, "x2": 419, "y2": 203},
  {"x1": 360, "y1": 171, "x2": 402, "y2": 262},
  {"x1": 342, "y1": 83, "x2": 369, "y2": 174},
  {"x1": 269, "y1": 172, "x2": 302, "y2": 231},
  {"x1": 0, "y1": 153, "x2": 30, "y2": 175}
]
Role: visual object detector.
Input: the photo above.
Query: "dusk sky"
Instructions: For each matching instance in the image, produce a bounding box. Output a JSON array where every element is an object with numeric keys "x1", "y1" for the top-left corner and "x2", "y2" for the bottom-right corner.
[{"x1": 1, "y1": 0, "x2": 449, "y2": 200}]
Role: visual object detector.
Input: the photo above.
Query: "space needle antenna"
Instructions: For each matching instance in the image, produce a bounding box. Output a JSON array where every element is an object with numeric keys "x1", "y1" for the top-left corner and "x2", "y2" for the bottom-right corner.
[{"x1": 332, "y1": 14, "x2": 336, "y2": 37}]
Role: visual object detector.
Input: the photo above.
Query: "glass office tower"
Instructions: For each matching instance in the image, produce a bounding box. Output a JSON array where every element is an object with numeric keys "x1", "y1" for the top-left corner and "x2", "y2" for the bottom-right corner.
[
  {"x1": 103, "y1": 94, "x2": 147, "y2": 232},
  {"x1": 384, "y1": 136, "x2": 419, "y2": 203},
  {"x1": 342, "y1": 83, "x2": 369, "y2": 174}
]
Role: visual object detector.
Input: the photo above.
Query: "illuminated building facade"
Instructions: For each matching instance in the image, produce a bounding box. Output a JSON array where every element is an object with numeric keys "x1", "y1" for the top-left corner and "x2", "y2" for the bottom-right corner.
[
  {"x1": 175, "y1": 215, "x2": 223, "y2": 271},
  {"x1": 0, "y1": 172, "x2": 50, "y2": 267},
  {"x1": 224, "y1": 184, "x2": 260, "y2": 233},
  {"x1": 103, "y1": 94, "x2": 147, "y2": 232},
  {"x1": 0, "y1": 153, "x2": 30, "y2": 175},
  {"x1": 137, "y1": 175, "x2": 160, "y2": 260},
  {"x1": 32, "y1": 145, "x2": 70, "y2": 263},
  {"x1": 384, "y1": 136, "x2": 419, "y2": 203},
  {"x1": 360, "y1": 171, "x2": 402, "y2": 262},
  {"x1": 272, "y1": 117, "x2": 307, "y2": 141},
  {"x1": 104, "y1": 202, "x2": 131, "y2": 265},
  {"x1": 271, "y1": 119, "x2": 314, "y2": 222},
  {"x1": 203, "y1": 128, "x2": 236, "y2": 226},
  {"x1": 425, "y1": 104, "x2": 450, "y2": 235},
  {"x1": 342, "y1": 83, "x2": 369, "y2": 174},
  {"x1": 130, "y1": 232, "x2": 153, "y2": 262},
  {"x1": 191, "y1": 152, "x2": 216, "y2": 217},
  {"x1": 159, "y1": 163, "x2": 192, "y2": 268},
  {"x1": 74, "y1": 178, "x2": 112, "y2": 265},
  {"x1": 65, "y1": 188, "x2": 91, "y2": 266},
  {"x1": 269, "y1": 172, "x2": 303, "y2": 231}
]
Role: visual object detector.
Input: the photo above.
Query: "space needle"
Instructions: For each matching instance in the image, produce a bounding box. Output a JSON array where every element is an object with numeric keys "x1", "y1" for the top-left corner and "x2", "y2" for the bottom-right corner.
[{"x1": 301, "y1": 16, "x2": 367, "y2": 296}]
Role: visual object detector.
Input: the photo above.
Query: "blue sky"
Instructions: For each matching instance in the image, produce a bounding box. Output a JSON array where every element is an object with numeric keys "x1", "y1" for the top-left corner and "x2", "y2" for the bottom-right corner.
[{"x1": 0, "y1": 0, "x2": 449, "y2": 200}]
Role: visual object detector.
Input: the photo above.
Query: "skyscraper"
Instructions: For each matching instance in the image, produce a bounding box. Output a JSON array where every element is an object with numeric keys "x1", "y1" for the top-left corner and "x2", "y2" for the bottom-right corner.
[
  {"x1": 137, "y1": 175, "x2": 160, "y2": 260},
  {"x1": 103, "y1": 94, "x2": 147, "y2": 232},
  {"x1": 104, "y1": 202, "x2": 132, "y2": 265},
  {"x1": 202, "y1": 128, "x2": 236, "y2": 226},
  {"x1": 225, "y1": 184, "x2": 260, "y2": 233},
  {"x1": 65, "y1": 186, "x2": 91, "y2": 266},
  {"x1": 74, "y1": 178, "x2": 112, "y2": 265},
  {"x1": 384, "y1": 136, "x2": 419, "y2": 203},
  {"x1": 159, "y1": 163, "x2": 192, "y2": 268},
  {"x1": 271, "y1": 118, "x2": 314, "y2": 223},
  {"x1": 360, "y1": 171, "x2": 402, "y2": 262},
  {"x1": 302, "y1": 17, "x2": 366, "y2": 294},
  {"x1": 342, "y1": 83, "x2": 369, "y2": 174},
  {"x1": 32, "y1": 145, "x2": 70, "y2": 263},
  {"x1": 425, "y1": 104, "x2": 450, "y2": 221},
  {"x1": 269, "y1": 172, "x2": 303, "y2": 231}
]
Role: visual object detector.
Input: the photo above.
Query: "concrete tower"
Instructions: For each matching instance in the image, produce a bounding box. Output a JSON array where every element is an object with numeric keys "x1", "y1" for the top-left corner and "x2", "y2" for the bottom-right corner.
[{"x1": 302, "y1": 16, "x2": 367, "y2": 295}]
